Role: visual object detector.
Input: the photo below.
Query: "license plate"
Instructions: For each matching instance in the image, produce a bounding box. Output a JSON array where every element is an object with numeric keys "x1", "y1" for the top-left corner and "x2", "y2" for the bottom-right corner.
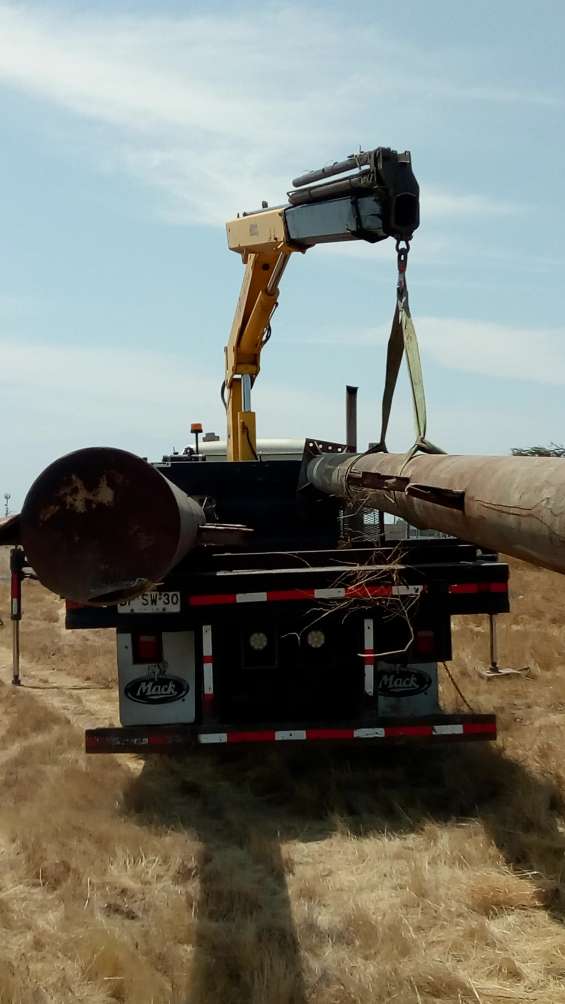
[{"x1": 117, "y1": 591, "x2": 181, "y2": 614}]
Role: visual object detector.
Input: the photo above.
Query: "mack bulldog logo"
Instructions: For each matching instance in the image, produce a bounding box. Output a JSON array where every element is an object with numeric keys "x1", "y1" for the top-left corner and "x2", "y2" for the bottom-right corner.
[
  {"x1": 125, "y1": 664, "x2": 189, "y2": 705},
  {"x1": 377, "y1": 668, "x2": 431, "y2": 698}
]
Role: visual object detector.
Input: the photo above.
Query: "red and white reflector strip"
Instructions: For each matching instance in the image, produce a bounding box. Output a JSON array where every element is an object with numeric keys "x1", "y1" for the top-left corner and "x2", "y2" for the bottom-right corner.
[
  {"x1": 197, "y1": 720, "x2": 496, "y2": 745},
  {"x1": 188, "y1": 584, "x2": 424, "y2": 607},
  {"x1": 85, "y1": 730, "x2": 193, "y2": 752},
  {"x1": 362, "y1": 618, "x2": 374, "y2": 696},
  {"x1": 10, "y1": 571, "x2": 21, "y2": 620},
  {"x1": 85, "y1": 718, "x2": 496, "y2": 753},
  {"x1": 202, "y1": 624, "x2": 214, "y2": 716}
]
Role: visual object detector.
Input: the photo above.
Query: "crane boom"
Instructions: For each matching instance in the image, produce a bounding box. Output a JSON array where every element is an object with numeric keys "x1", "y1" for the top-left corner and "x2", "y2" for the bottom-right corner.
[{"x1": 223, "y1": 146, "x2": 419, "y2": 460}]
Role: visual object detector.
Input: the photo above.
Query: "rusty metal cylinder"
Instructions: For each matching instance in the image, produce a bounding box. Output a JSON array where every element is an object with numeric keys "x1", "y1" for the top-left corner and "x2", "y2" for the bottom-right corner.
[
  {"x1": 20, "y1": 447, "x2": 205, "y2": 605},
  {"x1": 308, "y1": 450, "x2": 565, "y2": 574}
]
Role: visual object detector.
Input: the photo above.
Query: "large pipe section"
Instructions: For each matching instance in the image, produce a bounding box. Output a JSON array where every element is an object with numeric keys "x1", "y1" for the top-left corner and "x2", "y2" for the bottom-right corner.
[
  {"x1": 20, "y1": 447, "x2": 205, "y2": 605},
  {"x1": 307, "y1": 450, "x2": 565, "y2": 575}
]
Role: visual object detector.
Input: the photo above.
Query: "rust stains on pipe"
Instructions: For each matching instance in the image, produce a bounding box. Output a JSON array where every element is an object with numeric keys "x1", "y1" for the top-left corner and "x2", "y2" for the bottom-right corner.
[
  {"x1": 307, "y1": 450, "x2": 565, "y2": 574},
  {"x1": 21, "y1": 447, "x2": 205, "y2": 605}
]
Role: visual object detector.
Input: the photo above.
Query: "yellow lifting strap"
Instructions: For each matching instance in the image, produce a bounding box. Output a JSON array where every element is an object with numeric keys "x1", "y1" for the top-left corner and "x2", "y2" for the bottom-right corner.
[{"x1": 374, "y1": 241, "x2": 444, "y2": 459}]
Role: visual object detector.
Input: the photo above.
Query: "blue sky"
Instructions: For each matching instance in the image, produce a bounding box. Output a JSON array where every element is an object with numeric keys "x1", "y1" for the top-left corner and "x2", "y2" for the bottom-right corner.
[{"x1": 1, "y1": 0, "x2": 564, "y2": 505}]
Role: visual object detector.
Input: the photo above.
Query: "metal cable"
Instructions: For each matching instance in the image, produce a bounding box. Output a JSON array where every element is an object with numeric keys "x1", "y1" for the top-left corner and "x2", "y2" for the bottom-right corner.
[
  {"x1": 441, "y1": 661, "x2": 475, "y2": 713},
  {"x1": 244, "y1": 424, "x2": 259, "y2": 461}
]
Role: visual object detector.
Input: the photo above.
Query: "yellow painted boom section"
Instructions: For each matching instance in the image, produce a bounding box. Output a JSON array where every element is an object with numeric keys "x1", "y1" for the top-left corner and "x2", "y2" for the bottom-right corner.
[
  {"x1": 224, "y1": 205, "x2": 297, "y2": 460},
  {"x1": 226, "y1": 207, "x2": 288, "y2": 254},
  {"x1": 225, "y1": 251, "x2": 281, "y2": 382}
]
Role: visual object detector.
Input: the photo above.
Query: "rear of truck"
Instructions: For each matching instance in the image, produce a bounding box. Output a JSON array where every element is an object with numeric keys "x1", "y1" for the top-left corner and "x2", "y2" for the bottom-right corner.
[{"x1": 63, "y1": 456, "x2": 507, "y2": 754}]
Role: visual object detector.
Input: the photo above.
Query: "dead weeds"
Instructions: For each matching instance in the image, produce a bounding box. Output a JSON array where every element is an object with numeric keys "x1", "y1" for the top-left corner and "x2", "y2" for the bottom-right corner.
[{"x1": 0, "y1": 552, "x2": 564, "y2": 1000}]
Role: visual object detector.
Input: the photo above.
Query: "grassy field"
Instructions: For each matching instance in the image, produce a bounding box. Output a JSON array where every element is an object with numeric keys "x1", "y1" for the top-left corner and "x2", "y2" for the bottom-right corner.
[{"x1": 2, "y1": 548, "x2": 565, "y2": 1002}]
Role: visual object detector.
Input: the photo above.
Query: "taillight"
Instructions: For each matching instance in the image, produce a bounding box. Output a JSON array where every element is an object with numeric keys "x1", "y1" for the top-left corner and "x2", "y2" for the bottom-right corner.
[
  {"x1": 132, "y1": 633, "x2": 163, "y2": 664},
  {"x1": 415, "y1": 630, "x2": 435, "y2": 656}
]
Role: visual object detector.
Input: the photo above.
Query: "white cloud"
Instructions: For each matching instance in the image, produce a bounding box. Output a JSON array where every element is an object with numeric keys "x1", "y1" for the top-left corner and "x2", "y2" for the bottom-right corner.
[
  {"x1": 416, "y1": 317, "x2": 565, "y2": 386},
  {"x1": 0, "y1": 4, "x2": 537, "y2": 228},
  {"x1": 297, "y1": 316, "x2": 565, "y2": 387},
  {"x1": 422, "y1": 189, "x2": 523, "y2": 219},
  {"x1": 2, "y1": 324, "x2": 563, "y2": 505},
  {"x1": 0, "y1": 336, "x2": 343, "y2": 502},
  {"x1": 0, "y1": 335, "x2": 333, "y2": 428}
]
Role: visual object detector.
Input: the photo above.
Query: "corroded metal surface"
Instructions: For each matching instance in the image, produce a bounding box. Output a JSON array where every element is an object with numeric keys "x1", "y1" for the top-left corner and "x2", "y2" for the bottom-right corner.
[
  {"x1": 308, "y1": 450, "x2": 565, "y2": 575},
  {"x1": 21, "y1": 447, "x2": 204, "y2": 605}
]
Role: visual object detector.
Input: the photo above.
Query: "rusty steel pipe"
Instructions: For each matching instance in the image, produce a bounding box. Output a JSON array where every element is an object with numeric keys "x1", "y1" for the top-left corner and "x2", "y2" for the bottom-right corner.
[
  {"x1": 20, "y1": 447, "x2": 205, "y2": 605},
  {"x1": 307, "y1": 450, "x2": 565, "y2": 574}
]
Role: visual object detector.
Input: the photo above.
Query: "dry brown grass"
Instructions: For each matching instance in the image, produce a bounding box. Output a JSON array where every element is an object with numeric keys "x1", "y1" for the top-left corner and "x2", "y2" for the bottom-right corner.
[{"x1": 2, "y1": 549, "x2": 565, "y2": 1001}]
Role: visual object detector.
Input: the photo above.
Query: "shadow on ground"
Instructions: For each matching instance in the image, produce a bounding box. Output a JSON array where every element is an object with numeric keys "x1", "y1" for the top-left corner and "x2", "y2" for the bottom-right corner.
[{"x1": 123, "y1": 741, "x2": 565, "y2": 1003}]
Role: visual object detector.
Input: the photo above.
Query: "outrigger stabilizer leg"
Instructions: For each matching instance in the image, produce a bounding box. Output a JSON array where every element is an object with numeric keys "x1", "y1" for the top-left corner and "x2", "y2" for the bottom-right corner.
[
  {"x1": 480, "y1": 613, "x2": 529, "y2": 680},
  {"x1": 10, "y1": 547, "x2": 25, "y2": 686}
]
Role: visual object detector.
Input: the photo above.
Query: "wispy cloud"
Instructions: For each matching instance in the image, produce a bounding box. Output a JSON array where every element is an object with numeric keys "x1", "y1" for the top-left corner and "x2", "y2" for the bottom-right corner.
[
  {"x1": 0, "y1": 4, "x2": 544, "y2": 227},
  {"x1": 1, "y1": 325, "x2": 560, "y2": 503},
  {"x1": 423, "y1": 189, "x2": 523, "y2": 219},
  {"x1": 0, "y1": 335, "x2": 342, "y2": 501},
  {"x1": 293, "y1": 316, "x2": 565, "y2": 387},
  {"x1": 417, "y1": 317, "x2": 565, "y2": 386}
]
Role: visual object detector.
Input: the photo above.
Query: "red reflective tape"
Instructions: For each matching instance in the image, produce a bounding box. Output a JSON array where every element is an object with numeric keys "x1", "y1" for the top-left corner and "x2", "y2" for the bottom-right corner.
[
  {"x1": 202, "y1": 693, "x2": 215, "y2": 708},
  {"x1": 10, "y1": 573, "x2": 21, "y2": 602},
  {"x1": 65, "y1": 599, "x2": 84, "y2": 610},
  {"x1": 450, "y1": 582, "x2": 507, "y2": 595},
  {"x1": 227, "y1": 730, "x2": 275, "y2": 743},
  {"x1": 202, "y1": 655, "x2": 213, "y2": 664},
  {"x1": 362, "y1": 652, "x2": 375, "y2": 662},
  {"x1": 385, "y1": 725, "x2": 433, "y2": 738},
  {"x1": 306, "y1": 728, "x2": 354, "y2": 740},
  {"x1": 463, "y1": 721, "x2": 497, "y2": 735},
  {"x1": 346, "y1": 585, "x2": 391, "y2": 598},
  {"x1": 266, "y1": 589, "x2": 316, "y2": 602},
  {"x1": 189, "y1": 594, "x2": 236, "y2": 606},
  {"x1": 187, "y1": 584, "x2": 434, "y2": 607},
  {"x1": 147, "y1": 734, "x2": 178, "y2": 746}
]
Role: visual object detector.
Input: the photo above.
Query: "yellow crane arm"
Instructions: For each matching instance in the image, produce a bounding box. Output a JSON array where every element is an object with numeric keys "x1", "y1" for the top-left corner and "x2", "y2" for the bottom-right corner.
[
  {"x1": 223, "y1": 147, "x2": 420, "y2": 461},
  {"x1": 224, "y1": 207, "x2": 296, "y2": 461}
]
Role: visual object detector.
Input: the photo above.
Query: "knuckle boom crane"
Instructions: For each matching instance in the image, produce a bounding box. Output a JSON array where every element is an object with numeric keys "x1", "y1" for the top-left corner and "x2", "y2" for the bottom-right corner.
[
  {"x1": 3, "y1": 145, "x2": 562, "y2": 754},
  {"x1": 223, "y1": 147, "x2": 418, "y2": 461}
]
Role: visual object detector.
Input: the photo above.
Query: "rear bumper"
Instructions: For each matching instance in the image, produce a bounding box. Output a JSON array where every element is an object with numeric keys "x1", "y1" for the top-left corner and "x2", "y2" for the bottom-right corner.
[{"x1": 85, "y1": 714, "x2": 496, "y2": 754}]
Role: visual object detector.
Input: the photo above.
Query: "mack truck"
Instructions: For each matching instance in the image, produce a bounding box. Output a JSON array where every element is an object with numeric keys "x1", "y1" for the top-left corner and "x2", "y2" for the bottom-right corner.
[{"x1": 5, "y1": 145, "x2": 565, "y2": 755}]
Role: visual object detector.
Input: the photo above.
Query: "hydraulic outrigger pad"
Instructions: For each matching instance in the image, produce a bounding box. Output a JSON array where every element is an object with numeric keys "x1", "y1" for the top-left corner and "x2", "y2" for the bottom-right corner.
[{"x1": 479, "y1": 614, "x2": 530, "y2": 679}]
